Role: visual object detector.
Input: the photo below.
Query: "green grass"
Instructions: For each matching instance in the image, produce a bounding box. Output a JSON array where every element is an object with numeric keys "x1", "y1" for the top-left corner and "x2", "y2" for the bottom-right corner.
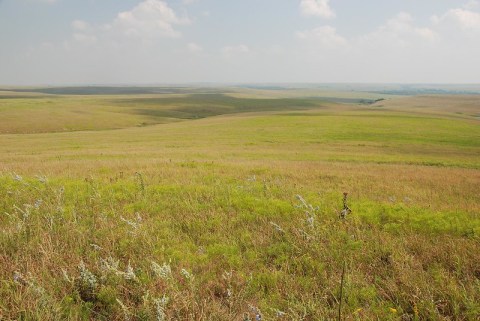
[
  {"x1": 0, "y1": 88, "x2": 479, "y2": 320},
  {"x1": 0, "y1": 91, "x2": 335, "y2": 134}
]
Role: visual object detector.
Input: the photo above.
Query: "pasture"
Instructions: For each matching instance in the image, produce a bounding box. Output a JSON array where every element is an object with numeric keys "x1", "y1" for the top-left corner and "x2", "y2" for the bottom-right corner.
[{"x1": 0, "y1": 87, "x2": 479, "y2": 320}]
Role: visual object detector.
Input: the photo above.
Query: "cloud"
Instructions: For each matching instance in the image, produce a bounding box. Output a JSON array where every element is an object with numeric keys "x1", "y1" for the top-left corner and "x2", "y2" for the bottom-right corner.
[
  {"x1": 72, "y1": 33, "x2": 97, "y2": 46},
  {"x1": 4, "y1": 1, "x2": 480, "y2": 84},
  {"x1": 104, "y1": 0, "x2": 190, "y2": 40},
  {"x1": 297, "y1": 26, "x2": 346, "y2": 48},
  {"x1": 1, "y1": 0, "x2": 198, "y2": 85},
  {"x1": 464, "y1": 0, "x2": 479, "y2": 10},
  {"x1": 64, "y1": 0, "x2": 191, "y2": 52},
  {"x1": 187, "y1": 42, "x2": 203, "y2": 53},
  {"x1": 291, "y1": 11, "x2": 449, "y2": 82},
  {"x1": 222, "y1": 44, "x2": 250, "y2": 55},
  {"x1": 361, "y1": 12, "x2": 438, "y2": 48},
  {"x1": 432, "y1": 7, "x2": 480, "y2": 31},
  {"x1": 72, "y1": 20, "x2": 90, "y2": 31},
  {"x1": 300, "y1": 0, "x2": 335, "y2": 19}
]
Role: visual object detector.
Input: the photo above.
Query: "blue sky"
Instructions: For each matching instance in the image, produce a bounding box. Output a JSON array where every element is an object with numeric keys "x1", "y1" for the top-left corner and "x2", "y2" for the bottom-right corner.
[{"x1": 0, "y1": 0, "x2": 479, "y2": 85}]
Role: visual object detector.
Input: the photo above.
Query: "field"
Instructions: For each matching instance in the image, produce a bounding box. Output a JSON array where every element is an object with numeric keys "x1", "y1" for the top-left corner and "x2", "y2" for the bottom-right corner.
[{"x1": 0, "y1": 87, "x2": 479, "y2": 320}]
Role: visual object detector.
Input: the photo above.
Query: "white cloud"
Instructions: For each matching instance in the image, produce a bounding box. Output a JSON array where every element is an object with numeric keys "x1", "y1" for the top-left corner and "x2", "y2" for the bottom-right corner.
[
  {"x1": 72, "y1": 20, "x2": 89, "y2": 31},
  {"x1": 464, "y1": 0, "x2": 479, "y2": 10},
  {"x1": 297, "y1": 26, "x2": 346, "y2": 48},
  {"x1": 20, "y1": 0, "x2": 201, "y2": 84},
  {"x1": 222, "y1": 44, "x2": 250, "y2": 55},
  {"x1": 300, "y1": 0, "x2": 335, "y2": 19},
  {"x1": 361, "y1": 12, "x2": 438, "y2": 48},
  {"x1": 4, "y1": 1, "x2": 480, "y2": 84},
  {"x1": 106, "y1": 0, "x2": 190, "y2": 39},
  {"x1": 432, "y1": 7, "x2": 480, "y2": 31},
  {"x1": 187, "y1": 42, "x2": 203, "y2": 53},
  {"x1": 72, "y1": 33, "x2": 97, "y2": 46},
  {"x1": 66, "y1": 0, "x2": 190, "y2": 51}
]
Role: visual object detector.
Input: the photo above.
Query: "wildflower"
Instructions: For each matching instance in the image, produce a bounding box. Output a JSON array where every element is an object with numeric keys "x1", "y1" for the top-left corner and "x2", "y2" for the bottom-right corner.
[
  {"x1": 61, "y1": 269, "x2": 73, "y2": 283},
  {"x1": 156, "y1": 295, "x2": 169, "y2": 306},
  {"x1": 36, "y1": 175, "x2": 48, "y2": 184},
  {"x1": 152, "y1": 261, "x2": 172, "y2": 279},
  {"x1": 306, "y1": 211, "x2": 314, "y2": 228},
  {"x1": 90, "y1": 243, "x2": 103, "y2": 251},
  {"x1": 34, "y1": 199, "x2": 43, "y2": 209},
  {"x1": 31, "y1": 283, "x2": 46, "y2": 297},
  {"x1": 121, "y1": 215, "x2": 142, "y2": 234},
  {"x1": 296, "y1": 195, "x2": 316, "y2": 211},
  {"x1": 275, "y1": 309, "x2": 286, "y2": 317},
  {"x1": 270, "y1": 222, "x2": 284, "y2": 233},
  {"x1": 222, "y1": 270, "x2": 233, "y2": 280},
  {"x1": 181, "y1": 268, "x2": 192, "y2": 280},
  {"x1": 249, "y1": 306, "x2": 262, "y2": 321},
  {"x1": 243, "y1": 314, "x2": 252, "y2": 321},
  {"x1": 299, "y1": 229, "x2": 312, "y2": 240},
  {"x1": 222, "y1": 270, "x2": 233, "y2": 298},
  {"x1": 121, "y1": 216, "x2": 139, "y2": 230},
  {"x1": 296, "y1": 195, "x2": 308, "y2": 208},
  {"x1": 390, "y1": 307, "x2": 397, "y2": 313},
  {"x1": 340, "y1": 192, "x2": 352, "y2": 219},
  {"x1": 117, "y1": 299, "x2": 131, "y2": 321},
  {"x1": 124, "y1": 262, "x2": 137, "y2": 281},
  {"x1": 13, "y1": 271, "x2": 28, "y2": 285},
  {"x1": 14, "y1": 204, "x2": 31, "y2": 220},
  {"x1": 13, "y1": 173, "x2": 22, "y2": 181},
  {"x1": 78, "y1": 261, "x2": 97, "y2": 290},
  {"x1": 100, "y1": 256, "x2": 120, "y2": 274},
  {"x1": 142, "y1": 290, "x2": 151, "y2": 304},
  {"x1": 135, "y1": 172, "x2": 146, "y2": 194},
  {"x1": 153, "y1": 295, "x2": 169, "y2": 321}
]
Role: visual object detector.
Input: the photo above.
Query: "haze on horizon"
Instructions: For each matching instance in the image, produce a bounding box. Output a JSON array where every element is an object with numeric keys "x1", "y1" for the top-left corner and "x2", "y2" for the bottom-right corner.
[{"x1": 1, "y1": 0, "x2": 480, "y2": 85}]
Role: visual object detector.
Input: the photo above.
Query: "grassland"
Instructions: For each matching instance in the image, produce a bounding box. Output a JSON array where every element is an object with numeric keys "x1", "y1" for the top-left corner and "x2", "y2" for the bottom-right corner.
[
  {"x1": 0, "y1": 91, "x2": 332, "y2": 134},
  {"x1": 372, "y1": 95, "x2": 480, "y2": 120},
  {"x1": 0, "y1": 87, "x2": 479, "y2": 320}
]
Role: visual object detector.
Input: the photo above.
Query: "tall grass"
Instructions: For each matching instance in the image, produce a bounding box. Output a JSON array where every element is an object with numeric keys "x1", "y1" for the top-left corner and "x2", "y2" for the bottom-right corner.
[
  {"x1": 1, "y1": 173, "x2": 479, "y2": 320},
  {"x1": 0, "y1": 90, "x2": 479, "y2": 319}
]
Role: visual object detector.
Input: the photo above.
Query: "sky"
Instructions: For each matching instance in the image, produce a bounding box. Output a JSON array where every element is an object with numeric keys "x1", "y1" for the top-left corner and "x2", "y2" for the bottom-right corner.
[{"x1": 0, "y1": 0, "x2": 479, "y2": 85}]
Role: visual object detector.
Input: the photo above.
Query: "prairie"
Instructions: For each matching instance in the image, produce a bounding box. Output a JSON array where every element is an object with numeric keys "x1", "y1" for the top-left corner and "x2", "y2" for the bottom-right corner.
[
  {"x1": 372, "y1": 95, "x2": 480, "y2": 120},
  {"x1": 0, "y1": 92, "x2": 329, "y2": 134},
  {"x1": 0, "y1": 87, "x2": 479, "y2": 320}
]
